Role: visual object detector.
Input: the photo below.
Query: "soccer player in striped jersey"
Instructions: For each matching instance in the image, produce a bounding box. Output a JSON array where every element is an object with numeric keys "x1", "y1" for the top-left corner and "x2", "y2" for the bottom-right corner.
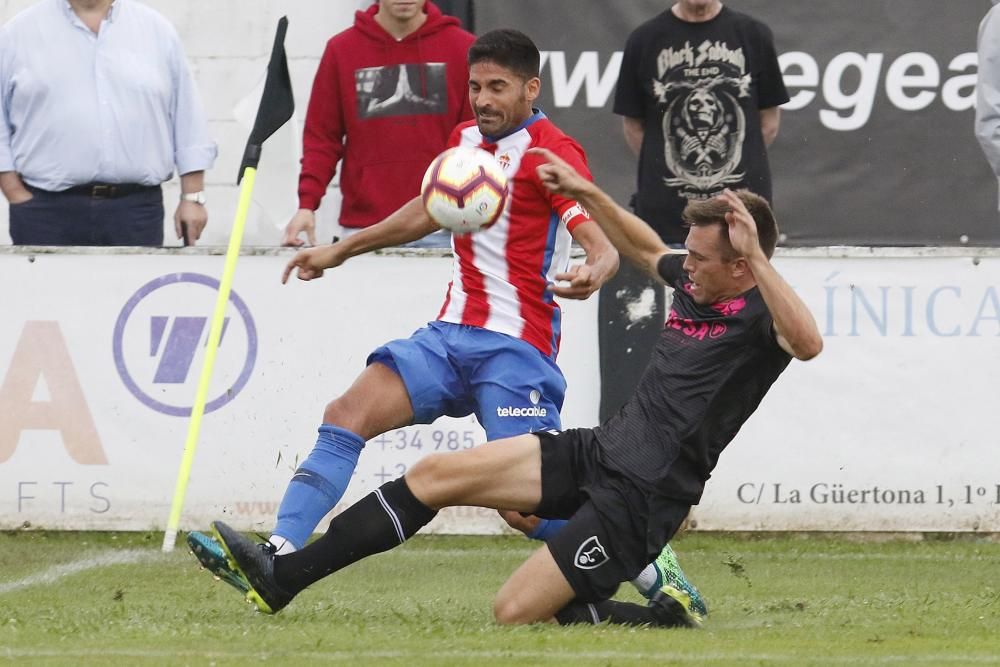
[
  {"x1": 189, "y1": 29, "x2": 703, "y2": 616},
  {"x1": 205, "y1": 172, "x2": 822, "y2": 626}
]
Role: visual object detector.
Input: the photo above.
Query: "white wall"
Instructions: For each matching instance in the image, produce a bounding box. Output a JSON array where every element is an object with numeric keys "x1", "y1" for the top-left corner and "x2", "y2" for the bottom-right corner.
[
  {"x1": 3, "y1": 247, "x2": 999, "y2": 533},
  {"x1": 0, "y1": 0, "x2": 377, "y2": 247}
]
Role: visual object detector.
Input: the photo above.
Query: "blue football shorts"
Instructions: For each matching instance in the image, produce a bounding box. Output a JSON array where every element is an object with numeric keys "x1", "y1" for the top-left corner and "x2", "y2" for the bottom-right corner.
[{"x1": 368, "y1": 320, "x2": 566, "y2": 439}]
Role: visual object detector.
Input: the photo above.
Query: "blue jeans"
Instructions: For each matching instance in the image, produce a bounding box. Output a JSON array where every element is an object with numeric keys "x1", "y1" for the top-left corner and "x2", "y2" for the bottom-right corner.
[{"x1": 9, "y1": 185, "x2": 164, "y2": 246}]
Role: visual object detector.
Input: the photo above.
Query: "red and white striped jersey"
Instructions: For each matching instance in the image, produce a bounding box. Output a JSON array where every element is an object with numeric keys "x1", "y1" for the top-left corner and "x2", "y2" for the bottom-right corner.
[{"x1": 436, "y1": 112, "x2": 593, "y2": 359}]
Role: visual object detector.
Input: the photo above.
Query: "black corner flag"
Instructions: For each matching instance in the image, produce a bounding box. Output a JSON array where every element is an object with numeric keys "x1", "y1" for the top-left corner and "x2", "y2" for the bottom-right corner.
[{"x1": 238, "y1": 16, "x2": 295, "y2": 184}]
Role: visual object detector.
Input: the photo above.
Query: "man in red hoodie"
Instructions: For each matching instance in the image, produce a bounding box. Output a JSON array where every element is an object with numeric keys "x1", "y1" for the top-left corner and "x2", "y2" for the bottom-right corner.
[{"x1": 282, "y1": 0, "x2": 475, "y2": 246}]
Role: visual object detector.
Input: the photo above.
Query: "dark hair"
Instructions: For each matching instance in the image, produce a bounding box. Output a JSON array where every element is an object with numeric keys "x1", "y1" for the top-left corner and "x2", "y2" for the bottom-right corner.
[
  {"x1": 682, "y1": 190, "x2": 779, "y2": 259},
  {"x1": 468, "y1": 29, "x2": 540, "y2": 81}
]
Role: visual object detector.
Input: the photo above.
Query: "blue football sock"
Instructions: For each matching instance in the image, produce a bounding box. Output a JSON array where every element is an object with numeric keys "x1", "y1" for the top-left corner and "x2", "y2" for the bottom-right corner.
[
  {"x1": 527, "y1": 518, "x2": 567, "y2": 541},
  {"x1": 272, "y1": 424, "x2": 365, "y2": 550}
]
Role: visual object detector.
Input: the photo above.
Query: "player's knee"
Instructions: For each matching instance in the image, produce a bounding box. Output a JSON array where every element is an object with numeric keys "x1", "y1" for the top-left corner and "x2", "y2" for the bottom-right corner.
[
  {"x1": 407, "y1": 453, "x2": 450, "y2": 487},
  {"x1": 406, "y1": 454, "x2": 465, "y2": 509},
  {"x1": 493, "y1": 592, "x2": 532, "y2": 625},
  {"x1": 322, "y1": 396, "x2": 361, "y2": 431}
]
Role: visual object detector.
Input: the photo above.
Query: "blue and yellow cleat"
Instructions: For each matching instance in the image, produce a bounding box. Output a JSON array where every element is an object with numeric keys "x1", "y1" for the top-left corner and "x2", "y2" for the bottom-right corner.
[{"x1": 187, "y1": 530, "x2": 250, "y2": 594}]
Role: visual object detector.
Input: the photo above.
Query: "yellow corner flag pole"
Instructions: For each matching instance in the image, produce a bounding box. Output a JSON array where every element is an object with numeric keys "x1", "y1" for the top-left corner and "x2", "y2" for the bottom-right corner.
[
  {"x1": 161, "y1": 169, "x2": 256, "y2": 552},
  {"x1": 162, "y1": 17, "x2": 294, "y2": 552}
]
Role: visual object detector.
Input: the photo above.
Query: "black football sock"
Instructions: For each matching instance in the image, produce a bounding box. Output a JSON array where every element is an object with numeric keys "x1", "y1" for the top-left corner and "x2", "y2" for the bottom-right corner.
[
  {"x1": 555, "y1": 599, "x2": 665, "y2": 627},
  {"x1": 273, "y1": 476, "x2": 438, "y2": 594}
]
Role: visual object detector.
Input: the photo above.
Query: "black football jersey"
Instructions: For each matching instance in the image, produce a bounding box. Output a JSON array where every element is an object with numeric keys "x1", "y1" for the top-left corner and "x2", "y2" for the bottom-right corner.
[{"x1": 593, "y1": 253, "x2": 792, "y2": 502}]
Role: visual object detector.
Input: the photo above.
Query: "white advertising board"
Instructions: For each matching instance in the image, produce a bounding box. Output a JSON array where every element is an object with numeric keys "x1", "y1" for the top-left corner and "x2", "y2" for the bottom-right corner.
[{"x1": 1, "y1": 248, "x2": 997, "y2": 533}]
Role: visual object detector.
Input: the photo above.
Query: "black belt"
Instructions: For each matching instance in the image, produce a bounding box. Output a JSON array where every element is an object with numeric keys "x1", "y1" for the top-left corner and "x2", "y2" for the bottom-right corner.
[{"x1": 50, "y1": 183, "x2": 160, "y2": 199}]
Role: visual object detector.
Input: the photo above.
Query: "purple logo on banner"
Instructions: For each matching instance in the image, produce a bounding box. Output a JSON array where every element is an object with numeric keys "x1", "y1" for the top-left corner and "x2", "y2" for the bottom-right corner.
[{"x1": 112, "y1": 273, "x2": 258, "y2": 416}]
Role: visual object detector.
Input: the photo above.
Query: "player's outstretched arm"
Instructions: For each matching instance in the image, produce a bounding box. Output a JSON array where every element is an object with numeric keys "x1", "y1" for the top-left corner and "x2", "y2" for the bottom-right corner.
[
  {"x1": 529, "y1": 147, "x2": 673, "y2": 283},
  {"x1": 554, "y1": 220, "x2": 619, "y2": 300},
  {"x1": 720, "y1": 190, "x2": 823, "y2": 361},
  {"x1": 281, "y1": 197, "x2": 439, "y2": 283}
]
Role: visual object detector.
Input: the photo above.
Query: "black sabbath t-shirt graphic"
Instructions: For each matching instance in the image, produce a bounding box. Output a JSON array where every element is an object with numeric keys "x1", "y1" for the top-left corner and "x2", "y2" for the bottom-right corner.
[
  {"x1": 355, "y1": 63, "x2": 448, "y2": 119},
  {"x1": 655, "y1": 40, "x2": 750, "y2": 198},
  {"x1": 614, "y1": 9, "x2": 788, "y2": 242}
]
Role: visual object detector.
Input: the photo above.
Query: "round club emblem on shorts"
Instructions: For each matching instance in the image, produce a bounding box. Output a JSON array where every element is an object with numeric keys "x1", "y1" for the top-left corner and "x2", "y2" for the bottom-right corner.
[
  {"x1": 574, "y1": 536, "x2": 609, "y2": 570},
  {"x1": 529, "y1": 389, "x2": 541, "y2": 405}
]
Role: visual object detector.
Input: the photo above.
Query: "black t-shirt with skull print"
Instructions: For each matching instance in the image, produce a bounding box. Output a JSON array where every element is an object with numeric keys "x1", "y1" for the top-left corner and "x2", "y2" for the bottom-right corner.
[{"x1": 614, "y1": 7, "x2": 788, "y2": 243}]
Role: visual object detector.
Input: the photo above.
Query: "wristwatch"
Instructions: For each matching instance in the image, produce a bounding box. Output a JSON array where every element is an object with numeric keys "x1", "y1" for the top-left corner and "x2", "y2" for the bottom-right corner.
[{"x1": 180, "y1": 191, "x2": 206, "y2": 205}]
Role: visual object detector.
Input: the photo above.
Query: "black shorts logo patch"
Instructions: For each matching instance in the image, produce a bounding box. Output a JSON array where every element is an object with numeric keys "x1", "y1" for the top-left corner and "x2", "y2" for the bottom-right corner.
[{"x1": 574, "y1": 536, "x2": 609, "y2": 570}]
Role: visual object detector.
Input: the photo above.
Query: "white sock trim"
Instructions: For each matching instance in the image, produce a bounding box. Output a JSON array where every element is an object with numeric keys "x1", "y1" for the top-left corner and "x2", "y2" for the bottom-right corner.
[
  {"x1": 630, "y1": 562, "x2": 659, "y2": 595},
  {"x1": 373, "y1": 488, "x2": 406, "y2": 544},
  {"x1": 268, "y1": 535, "x2": 298, "y2": 555}
]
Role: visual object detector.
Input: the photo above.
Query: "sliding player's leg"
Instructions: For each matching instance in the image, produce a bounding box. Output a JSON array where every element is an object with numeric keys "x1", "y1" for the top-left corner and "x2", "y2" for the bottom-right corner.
[
  {"x1": 210, "y1": 433, "x2": 547, "y2": 613},
  {"x1": 189, "y1": 359, "x2": 410, "y2": 586},
  {"x1": 468, "y1": 337, "x2": 706, "y2": 615}
]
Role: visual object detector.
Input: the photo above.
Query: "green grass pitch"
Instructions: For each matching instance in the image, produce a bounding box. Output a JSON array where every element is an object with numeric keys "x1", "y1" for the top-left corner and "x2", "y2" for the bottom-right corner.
[{"x1": 0, "y1": 531, "x2": 997, "y2": 665}]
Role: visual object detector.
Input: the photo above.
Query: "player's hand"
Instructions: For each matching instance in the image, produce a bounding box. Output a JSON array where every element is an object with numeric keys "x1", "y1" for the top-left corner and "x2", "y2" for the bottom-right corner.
[
  {"x1": 498, "y1": 510, "x2": 542, "y2": 536},
  {"x1": 549, "y1": 263, "x2": 602, "y2": 300},
  {"x1": 281, "y1": 245, "x2": 343, "y2": 284},
  {"x1": 174, "y1": 200, "x2": 207, "y2": 246},
  {"x1": 527, "y1": 147, "x2": 592, "y2": 199},
  {"x1": 283, "y1": 209, "x2": 317, "y2": 247},
  {"x1": 719, "y1": 189, "x2": 763, "y2": 259}
]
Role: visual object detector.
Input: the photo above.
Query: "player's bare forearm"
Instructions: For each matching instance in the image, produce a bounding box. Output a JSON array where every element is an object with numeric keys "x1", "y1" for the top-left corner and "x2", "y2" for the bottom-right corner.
[
  {"x1": 339, "y1": 196, "x2": 439, "y2": 256},
  {"x1": 583, "y1": 234, "x2": 619, "y2": 291},
  {"x1": 282, "y1": 198, "x2": 438, "y2": 283},
  {"x1": 530, "y1": 146, "x2": 669, "y2": 281},
  {"x1": 555, "y1": 220, "x2": 619, "y2": 299},
  {"x1": 747, "y1": 251, "x2": 823, "y2": 361},
  {"x1": 574, "y1": 184, "x2": 671, "y2": 282},
  {"x1": 718, "y1": 189, "x2": 820, "y2": 360}
]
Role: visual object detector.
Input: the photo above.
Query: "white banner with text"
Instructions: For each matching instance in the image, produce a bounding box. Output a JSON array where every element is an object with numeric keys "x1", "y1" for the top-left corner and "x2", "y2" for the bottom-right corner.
[{"x1": 0, "y1": 249, "x2": 997, "y2": 533}]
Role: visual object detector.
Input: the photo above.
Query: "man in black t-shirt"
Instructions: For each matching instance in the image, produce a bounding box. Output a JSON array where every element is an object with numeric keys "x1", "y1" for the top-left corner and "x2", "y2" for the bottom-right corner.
[
  {"x1": 617, "y1": 0, "x2": 787, "y2": 241},
  {"x1": 599, "y1": 0, "x2": 790, "y2": 431},
  {"x1": 201, "y1": 148, "x2": 822, "y2": 629}
]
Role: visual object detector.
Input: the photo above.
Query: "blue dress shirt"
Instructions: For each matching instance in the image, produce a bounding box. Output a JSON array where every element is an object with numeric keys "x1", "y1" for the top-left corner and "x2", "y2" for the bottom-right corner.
[{"x1": 0, "y1": 0, "x2": 217, "y2": 190}]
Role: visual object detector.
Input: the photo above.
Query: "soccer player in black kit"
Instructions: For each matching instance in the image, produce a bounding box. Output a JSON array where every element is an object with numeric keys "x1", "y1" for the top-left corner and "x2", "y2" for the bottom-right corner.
[{"x1": 204, "y1": 147, "x2": 823, "y2": 628}]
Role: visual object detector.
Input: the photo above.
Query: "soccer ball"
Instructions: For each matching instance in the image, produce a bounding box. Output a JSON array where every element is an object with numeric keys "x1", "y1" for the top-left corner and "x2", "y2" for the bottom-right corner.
[{"x1": 420, "y1": 146, "x2": 509, "y2": 234}]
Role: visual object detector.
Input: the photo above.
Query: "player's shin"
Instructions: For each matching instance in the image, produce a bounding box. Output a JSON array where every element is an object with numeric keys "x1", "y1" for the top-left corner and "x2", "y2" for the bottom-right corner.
[
  {"x1": 273, "y1": 476, "x2": 437, "y2": 594},
  {"x1": 554, "y1": 595, "x2": 699, "y2": 629},
  {"x1": 555, "y1": 599, "x2": 656, "y2": 626},
  {"x1": 271, "y1": 424, "x2": 365, "y2": 551}
]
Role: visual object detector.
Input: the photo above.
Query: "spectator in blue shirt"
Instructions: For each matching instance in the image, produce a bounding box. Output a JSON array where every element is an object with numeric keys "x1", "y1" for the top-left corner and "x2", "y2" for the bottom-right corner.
[{"x1": 0, "y1": 0, "x2": 217, "y2": 246}]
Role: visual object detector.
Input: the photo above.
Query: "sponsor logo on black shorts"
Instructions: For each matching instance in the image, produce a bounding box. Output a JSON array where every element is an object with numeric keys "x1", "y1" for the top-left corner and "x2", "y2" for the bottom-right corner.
[{"x1": 574, "y1": 536, "x2": 609, "y2": 570}]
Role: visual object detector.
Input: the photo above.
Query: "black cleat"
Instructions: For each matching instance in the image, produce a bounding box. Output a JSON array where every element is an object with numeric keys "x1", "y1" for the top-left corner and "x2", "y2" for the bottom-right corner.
[
  {"x1": 211, "y1": 521, "x2": 295, "y2": 614},
  {"x1": 648, "y1": 584, "x2": 704, "y2": 628}
]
